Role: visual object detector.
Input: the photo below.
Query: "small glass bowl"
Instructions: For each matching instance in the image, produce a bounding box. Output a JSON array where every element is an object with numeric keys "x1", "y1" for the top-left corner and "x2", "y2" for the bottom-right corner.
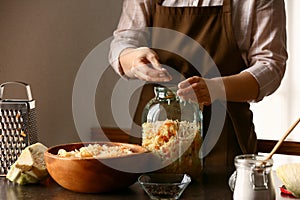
[{"x1": 138, "y1": 173, "x2": 191, "y2": 200}]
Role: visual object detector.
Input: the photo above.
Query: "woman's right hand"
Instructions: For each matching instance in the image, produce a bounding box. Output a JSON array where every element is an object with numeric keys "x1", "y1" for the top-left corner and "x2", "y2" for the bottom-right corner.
[{"x1": 119, "y1": 47, "x2": 172, "y2": 82}]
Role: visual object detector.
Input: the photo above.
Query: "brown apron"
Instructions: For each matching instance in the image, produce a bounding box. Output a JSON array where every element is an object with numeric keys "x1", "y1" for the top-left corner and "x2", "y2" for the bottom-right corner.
[{"x1": 131, "y1": 0, "x2": 257, "y2": 176}]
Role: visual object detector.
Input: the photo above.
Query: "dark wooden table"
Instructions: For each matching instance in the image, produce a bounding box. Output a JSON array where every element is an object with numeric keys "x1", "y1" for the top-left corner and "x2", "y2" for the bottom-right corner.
[{"x1": 0, "y1": 170, "x2": 298, "y2": 200}]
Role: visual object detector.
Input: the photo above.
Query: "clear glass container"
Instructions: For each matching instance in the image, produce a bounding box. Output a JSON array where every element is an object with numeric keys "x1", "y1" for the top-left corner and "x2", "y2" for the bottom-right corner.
[
  {"x1": 141, "y1": 85, "x2": 203, "y2": 180},
  {"x1": 233, "y1": 154, "x2": 275, "y2": 200}
]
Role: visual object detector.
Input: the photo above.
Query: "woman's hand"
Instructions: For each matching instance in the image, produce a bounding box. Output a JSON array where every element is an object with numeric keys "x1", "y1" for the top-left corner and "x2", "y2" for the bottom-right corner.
[
  {"x1": 119, "y1": 47, "x2": 172, "y2": 82},
  {"x1": 177, "y1": 72, "x2": 259, "y2": 105},
  {"x1": 177, "y1": 76, "x2": 226, "y2": 106},
  {"x1": 177, "y1": 76, "x2": 212, "y2": 106}
]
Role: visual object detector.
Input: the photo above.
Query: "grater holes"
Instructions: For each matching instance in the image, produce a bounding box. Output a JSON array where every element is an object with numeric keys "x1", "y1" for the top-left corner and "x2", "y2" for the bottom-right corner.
[
  {"x1": 1, "y1": 122, "x2": 8, "y2": 130},
  {"x1": 8, "y1": 128, "x2": 14, "y2": 137},
  {"x1": 8, "y1": 109, "x2": 15, "y2": 117},
  {"x1": 2, "y1": 110, "x2": 9, "y2": 118},
  {"x1": 1, "y1": 104, "x2": 37, "y2": 175},
  {"x1": 2, "y1": 134, "x2": 8, "y2": 143},
  {"x1": 0, "y1": 109, "x2": 5, "y2": 116},
  {"x1": 0, "y1": 122, "x2": 4, "y2": 130},
  {"x1": 14, "y1": 134, "x2": 20, "y2": 143},
  {"x1": 12, "y1": 123, "x2": 17, "y2": 129},
  {"x1": 14, "y1": 110, "x2": 22, "y2": 123},
  {"x1": 5, "y1": 122, "x2": 12, "y2": 129}
]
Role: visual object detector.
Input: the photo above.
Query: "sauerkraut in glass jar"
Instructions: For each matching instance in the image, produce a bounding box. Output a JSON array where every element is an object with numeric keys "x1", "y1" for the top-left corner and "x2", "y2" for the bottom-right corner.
[{"x1": 141, "y1": 85, "x2": 203, "y2": 180}]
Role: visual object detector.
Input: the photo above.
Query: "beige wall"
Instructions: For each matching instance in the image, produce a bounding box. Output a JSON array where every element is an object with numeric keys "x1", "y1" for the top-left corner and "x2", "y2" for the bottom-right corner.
[{"x1": 0, "y1": 0, "x2": 123, "y2": 146}]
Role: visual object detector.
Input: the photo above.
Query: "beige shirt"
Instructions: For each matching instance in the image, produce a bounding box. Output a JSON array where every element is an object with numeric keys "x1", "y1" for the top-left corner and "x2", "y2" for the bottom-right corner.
[{"x1": 109, "y1": 0, "x2": 288, "y2": 102}]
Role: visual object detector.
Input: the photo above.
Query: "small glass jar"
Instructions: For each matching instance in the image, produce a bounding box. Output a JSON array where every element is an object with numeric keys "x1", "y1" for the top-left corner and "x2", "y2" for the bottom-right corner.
[
  {"x1": 233, "y1": 154, "x2": 275, "y2": 200},
  {"x1": 141, "y1": 85, "x2": 203, "y2": 180}
]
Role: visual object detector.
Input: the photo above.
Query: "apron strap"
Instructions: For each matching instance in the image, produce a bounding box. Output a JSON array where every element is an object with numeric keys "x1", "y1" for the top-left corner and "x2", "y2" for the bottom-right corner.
[{"x1": 223, "y1": 0, "x2": 231, "y2": 13}]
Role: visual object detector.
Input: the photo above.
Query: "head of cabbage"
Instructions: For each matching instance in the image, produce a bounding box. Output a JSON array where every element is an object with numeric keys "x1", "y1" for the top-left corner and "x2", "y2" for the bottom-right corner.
[{"x1": 276, "y1": 163, "x2": 300, "y2": 198}]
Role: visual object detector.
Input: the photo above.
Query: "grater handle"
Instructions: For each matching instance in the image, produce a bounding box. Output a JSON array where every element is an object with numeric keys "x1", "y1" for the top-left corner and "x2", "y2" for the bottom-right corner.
[{"x1": 0, "y1": 81, "x2": 33, "y2": 101}]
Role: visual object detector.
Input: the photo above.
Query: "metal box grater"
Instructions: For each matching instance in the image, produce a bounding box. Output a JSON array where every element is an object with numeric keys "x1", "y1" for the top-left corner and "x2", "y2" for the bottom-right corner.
[{"x1": 0, "y1": 81, "x2": 38, "y2": 176}]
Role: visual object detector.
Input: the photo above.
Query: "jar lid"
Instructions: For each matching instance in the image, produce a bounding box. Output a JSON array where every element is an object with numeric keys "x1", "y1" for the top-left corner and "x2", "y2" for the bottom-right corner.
[{"x1": 154, "y1": 86, "x2": 177, "y2": 99}]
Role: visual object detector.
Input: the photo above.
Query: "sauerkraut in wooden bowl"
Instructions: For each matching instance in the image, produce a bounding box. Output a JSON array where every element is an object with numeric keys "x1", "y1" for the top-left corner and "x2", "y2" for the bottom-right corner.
[{"x1": 44, "y1": 142, "x2": 149, "y2": 193}]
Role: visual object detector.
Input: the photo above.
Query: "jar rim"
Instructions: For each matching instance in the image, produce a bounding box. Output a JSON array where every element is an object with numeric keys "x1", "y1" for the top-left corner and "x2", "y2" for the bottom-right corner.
[
  {"x1": 154, "y1": 85, "x2": 177, "y2": 98},
  {"x1": 154, "y1": 85, "x2": 178, "y2": 91},
  {"x1": 234, "y1": 154, "x2": 273, "y2": 168}
]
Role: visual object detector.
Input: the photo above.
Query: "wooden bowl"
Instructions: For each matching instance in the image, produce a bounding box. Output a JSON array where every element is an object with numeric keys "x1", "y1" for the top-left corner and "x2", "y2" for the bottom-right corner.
[{"x1": 44, "y1": 142, "x2": 149, "y2": 193}]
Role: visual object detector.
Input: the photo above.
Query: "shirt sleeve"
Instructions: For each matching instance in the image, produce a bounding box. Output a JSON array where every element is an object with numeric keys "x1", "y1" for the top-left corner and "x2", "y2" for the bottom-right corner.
[
  {"x1": 241, "y1": 0, "x2": 288, "y2": 102},
  {"x1": 109, "y1": 0, "x2": 152, "y2": 77}
]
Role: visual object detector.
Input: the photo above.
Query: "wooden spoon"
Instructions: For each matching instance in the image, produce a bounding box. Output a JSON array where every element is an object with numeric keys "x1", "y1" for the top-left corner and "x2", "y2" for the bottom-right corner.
[{"x1": 263, "y1": 117, "x2": 300, "y2": 162}]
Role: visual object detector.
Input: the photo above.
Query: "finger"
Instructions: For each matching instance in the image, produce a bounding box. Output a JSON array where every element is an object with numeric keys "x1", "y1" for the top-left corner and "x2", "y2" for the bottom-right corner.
[
  {"x1": 160, "y1": 67, "x2": 173, "y2": 80},
  {"x1": 179, "y1": 89, "x2": 211, "y2": 105},
  {"x1": 133, "y1": 51, "x2": 172, "y2": 81},
  {"x1": 132, "y1": 63, "x2": 172, "y2": 82},
  {"x1": 177, "y1": 80, "x2": 211, "y2": 103},
  {"x1": 142, "y1": 49, "x2": 173, "y2": 79},
  {"x1": 146, "y1": 53, "x2": 161, "y2": 70},
  {"x1": 177, "y1": 85, "x2": 199, "y2": 99},
  {"x1": 178, "y1": 81, "x2": 206, "y2": 96},
  {"x1": 178, "y1": 76, "x2": 201, "y2": 89},
  {"x1": 135, "y1": 71, "x2": 172, "y2": 82},
  {"x1": 146, "y1": 54, "x2": 172, "y2": 81}
]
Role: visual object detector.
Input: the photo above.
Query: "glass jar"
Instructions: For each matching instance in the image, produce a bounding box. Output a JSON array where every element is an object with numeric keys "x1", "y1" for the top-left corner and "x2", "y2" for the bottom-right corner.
[
  {"x1": 233, "y1": 154, "x2": 275, "y2": 200},
  {"x1": 141, "y1": 85, "x2": 203, "y2": 180}
]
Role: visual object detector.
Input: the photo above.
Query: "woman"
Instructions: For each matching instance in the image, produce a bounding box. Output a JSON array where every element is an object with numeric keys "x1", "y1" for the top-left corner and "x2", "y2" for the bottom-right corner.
[{"x1": 109, "y1": 0, "x2": 287, "y2": 176}]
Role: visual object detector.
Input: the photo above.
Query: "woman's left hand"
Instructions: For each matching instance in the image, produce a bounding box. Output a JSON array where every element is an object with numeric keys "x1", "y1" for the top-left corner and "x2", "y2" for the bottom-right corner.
[
  {"x1": 177, "y1": 72, "x2": 260, "y2": 105},
  {"x1": 177, "y1": 76, "x2": 212, "y2": 106}
]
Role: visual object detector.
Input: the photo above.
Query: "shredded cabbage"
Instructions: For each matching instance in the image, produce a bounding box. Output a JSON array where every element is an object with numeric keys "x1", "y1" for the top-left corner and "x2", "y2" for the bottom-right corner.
[{"x1": 276, "y1": 163, "x2": 300, "y2": 198}]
